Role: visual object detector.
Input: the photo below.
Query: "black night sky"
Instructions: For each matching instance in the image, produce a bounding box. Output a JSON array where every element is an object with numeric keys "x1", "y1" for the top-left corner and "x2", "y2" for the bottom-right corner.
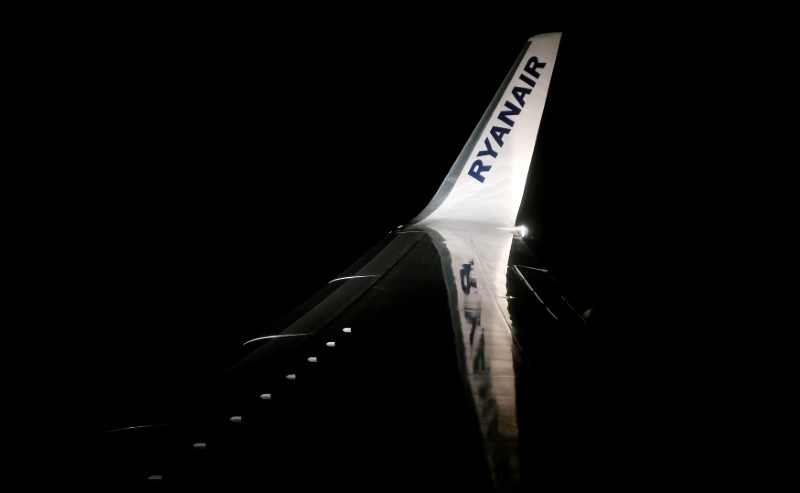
[
  {"x1": 41, "y1": 11, "x2": 743, "y2": 475},
  {"x1": 58, "y1": 25, "x2": 624, "y2": 420},
  {"x1": 16, "y1": 4, "x2": 785, "y2": 486}
]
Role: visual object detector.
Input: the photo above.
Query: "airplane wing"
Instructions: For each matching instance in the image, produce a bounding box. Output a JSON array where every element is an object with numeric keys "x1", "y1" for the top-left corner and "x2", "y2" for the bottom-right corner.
[{"x1": 92, "y1": 32, "x2": 608, "y2": 490}]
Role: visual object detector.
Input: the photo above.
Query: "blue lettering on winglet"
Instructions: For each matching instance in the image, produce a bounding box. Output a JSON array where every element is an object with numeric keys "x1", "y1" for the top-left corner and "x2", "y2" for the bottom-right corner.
[
  {"x1": 467, "y1": 56, "x2": 545, "y2": 183},
  {"x1": 468, "y1": 160, "x2": 492, "y2": 182}
]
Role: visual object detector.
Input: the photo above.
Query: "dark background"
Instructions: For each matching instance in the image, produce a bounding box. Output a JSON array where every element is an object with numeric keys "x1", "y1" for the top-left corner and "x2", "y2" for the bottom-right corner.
[
  {"x1": 52, "y1": 24, "x2": 641, "y2": 422},
  {"x1": 30, "y1": 12, "x2": 751, "y2": 470}
]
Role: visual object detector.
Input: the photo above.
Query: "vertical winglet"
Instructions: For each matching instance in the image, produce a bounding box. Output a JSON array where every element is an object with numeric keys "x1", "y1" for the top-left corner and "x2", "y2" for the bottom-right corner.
[{"x1": 411, "y1": 33, "x2": 561, "y2": 229}]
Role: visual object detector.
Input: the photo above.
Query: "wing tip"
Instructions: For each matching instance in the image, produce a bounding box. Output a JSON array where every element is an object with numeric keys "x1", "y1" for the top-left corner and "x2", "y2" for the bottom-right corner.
[{"x1": 527, "y1": 32, "x2": 562, "y2": 42}]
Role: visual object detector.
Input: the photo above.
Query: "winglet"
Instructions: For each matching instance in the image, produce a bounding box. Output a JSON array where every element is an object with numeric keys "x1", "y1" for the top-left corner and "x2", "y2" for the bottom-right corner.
[{"x1": 411, "y1": 33, "x2": 561, "y2": 229}]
